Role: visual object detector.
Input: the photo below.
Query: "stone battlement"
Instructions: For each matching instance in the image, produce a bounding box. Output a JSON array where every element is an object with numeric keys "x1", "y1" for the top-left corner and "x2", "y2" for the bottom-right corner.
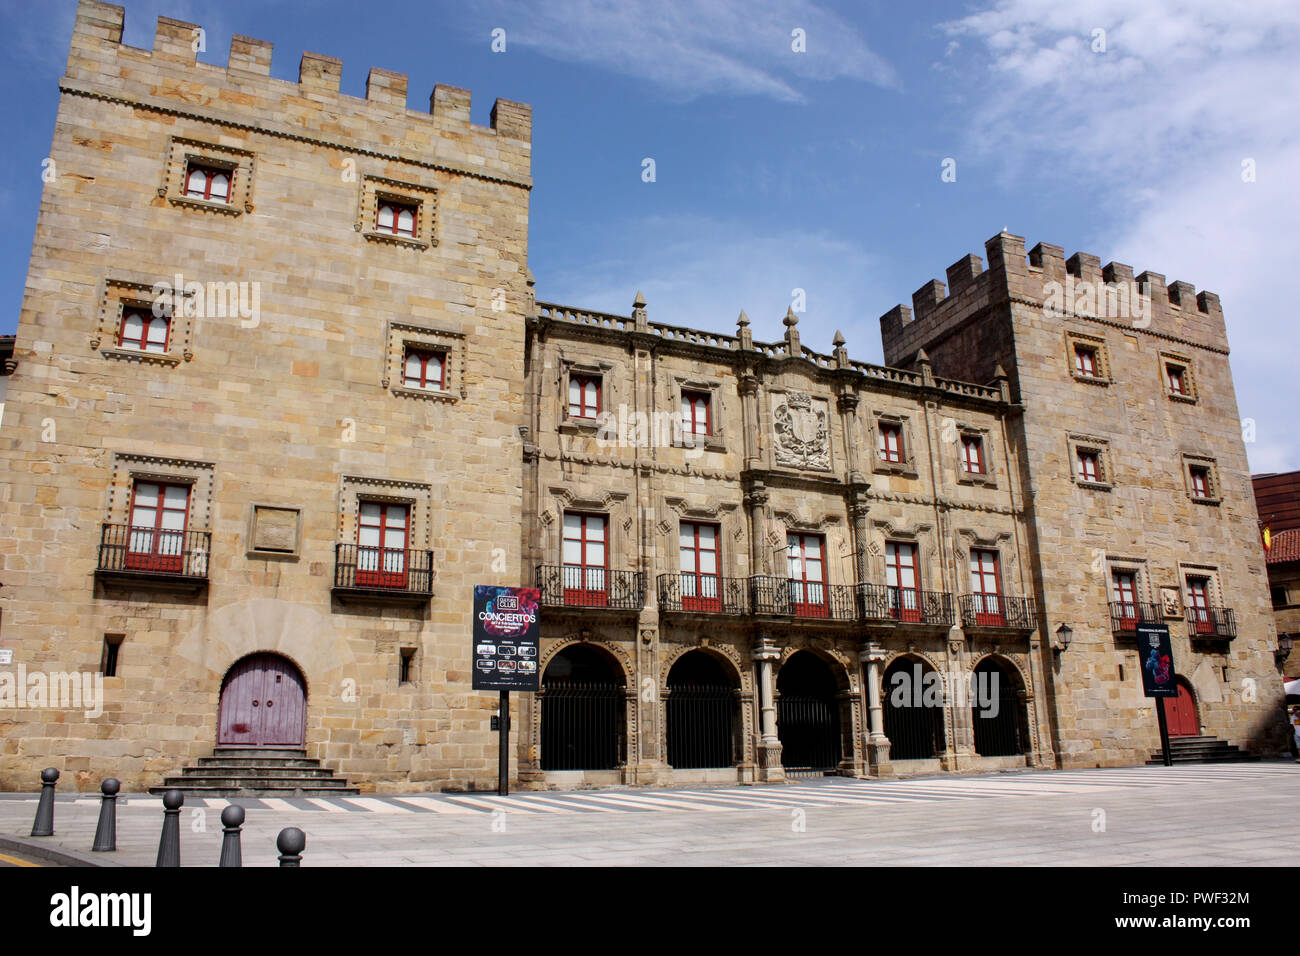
[
  {"x1": 881, "y1": 232, "x2": 1229, "y2": 368},
  {"x1": 67, "y1": 1, "x2": 532, "y2": 185}
]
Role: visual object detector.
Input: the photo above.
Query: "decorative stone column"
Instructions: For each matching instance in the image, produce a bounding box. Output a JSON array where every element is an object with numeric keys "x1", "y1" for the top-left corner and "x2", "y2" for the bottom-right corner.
[
  {"x1": 858, "y1": 641, "x2": 893, "y2": 776},
  {"x1": 743, "y1": 477, "x2": 770, "y2": 576},
  {"x1": 753, "y1": 636, "x2": 784, "y2": 781},
  {"x1": 945, "y1": 626, "x2": 976, "y2": 771}
]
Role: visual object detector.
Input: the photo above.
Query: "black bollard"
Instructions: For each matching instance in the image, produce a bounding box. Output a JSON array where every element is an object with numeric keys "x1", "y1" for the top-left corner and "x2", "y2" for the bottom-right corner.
[
  {"x1": 276, "y1": 827, "x2": 305, "y2": 867},
  {"x1": 91, "y1": 778, "x2": 120, "y2": 852},
  {"x1": 30, "y1": 768, "x2": 59, "y2": 837},
  {"x1": 218, "y1": 804, "x2": 244, "y2": 868},
  {"x1": 155, "y1": 789, "x2": 183, "y2": 868}
]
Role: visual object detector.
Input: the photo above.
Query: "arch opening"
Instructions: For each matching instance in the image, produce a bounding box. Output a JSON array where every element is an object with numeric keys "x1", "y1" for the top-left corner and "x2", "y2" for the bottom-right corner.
[
  {"x1": 666, "y1": 650, "x2": 738, "y2": 769},
  {"x1": 540, "y1": 643, "x2": 626, "y2": 771},
  {"x1": 776, "y1": 651, "x2": 843, "y2": 772}
]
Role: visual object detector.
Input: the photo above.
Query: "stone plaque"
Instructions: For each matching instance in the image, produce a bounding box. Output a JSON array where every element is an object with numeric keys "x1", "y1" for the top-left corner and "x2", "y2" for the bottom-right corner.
[
  {"x1": 251, "y1": 506, "x2": 299, "y2": 553},
  {"x1": 1159, "y1": 587, "x2": 1182, "y2": 618},
  {"x1": 772, "y1": 391, "x2": 830, "y2": 471}
]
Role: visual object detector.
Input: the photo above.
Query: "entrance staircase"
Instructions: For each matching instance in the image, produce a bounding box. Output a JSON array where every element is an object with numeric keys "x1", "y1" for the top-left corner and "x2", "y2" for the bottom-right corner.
[
  {"x1": 1146, "y1": 735, "x2": 1259, "y2": 765},
  {"x1": 148, "y1": 747, "x2": 359, "y2": 797}
]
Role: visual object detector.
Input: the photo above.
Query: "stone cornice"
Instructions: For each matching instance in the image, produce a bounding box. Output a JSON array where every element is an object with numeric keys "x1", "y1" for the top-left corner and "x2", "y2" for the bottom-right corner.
[{"x1": 58, "y1": 78, "x2": 533, "y2": 191}]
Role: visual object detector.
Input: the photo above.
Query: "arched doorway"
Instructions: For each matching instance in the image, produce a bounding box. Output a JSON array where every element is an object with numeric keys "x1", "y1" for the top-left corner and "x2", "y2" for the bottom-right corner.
[
  {"x1": 1164, "y1": 678, "x2": 1200, "y2": 737},
  {"x1": 776, "y1": 651, "x2": 842, "y2": 772},
  {"x1": 540, "y1": 644, "x2": 625, "y2": 770},
  {"x1": 666, "y1": 651, "x2": 738, "y2": 769},
  {"x1": 971, "y1": 656, "x2": 1029, "y2": 757},
  {"x1": 218, "y1": 654, "x2": 307, "y2": 747},
  {"x1": 883, "y1": 656, "x2": 945, "y2": 760}
]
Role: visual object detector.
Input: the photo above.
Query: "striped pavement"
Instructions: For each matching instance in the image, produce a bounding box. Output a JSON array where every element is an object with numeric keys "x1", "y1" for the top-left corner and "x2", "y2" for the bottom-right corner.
[{"x1": 3, "y1": 763, "x2": 1290, "y2": 817}]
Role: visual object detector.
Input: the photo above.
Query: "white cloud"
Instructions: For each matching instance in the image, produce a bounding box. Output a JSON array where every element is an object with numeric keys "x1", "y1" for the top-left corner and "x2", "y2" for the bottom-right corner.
[
  {"x1": 539, "y1": 214, "x2": 888, "y2": 361},
  {"x1": 479, "y1": 0, "x2": 897, "y2": 102},
  {"x1": 942, "y1": 0, "x2": 1300, "y2": 472}
]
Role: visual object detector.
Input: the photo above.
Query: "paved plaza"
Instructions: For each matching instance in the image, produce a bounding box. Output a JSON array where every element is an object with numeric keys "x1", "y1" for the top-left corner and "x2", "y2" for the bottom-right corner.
[{"x1": 1, "y1": 763, "x2": 1294, "y2": 866}]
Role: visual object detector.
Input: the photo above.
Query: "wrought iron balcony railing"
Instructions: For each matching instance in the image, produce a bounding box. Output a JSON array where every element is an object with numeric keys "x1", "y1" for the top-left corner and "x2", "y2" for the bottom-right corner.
[
  {"x1": 536, "y1": 565, "x2": 646, "y2": 610},
  {"x1": 859, "y1": 585, "x2": 954, "y2": 626},
  {"x1": 960, "y1": 594, "x2": 1038, "y2": 630},
  {"x1": 95, "y1": 523, "x2": 210, "y2": 586},
  {"x1": 656, "y1": 573, "x2": 749, "y2": 615},
  {"x1": 1186, "y1": 606, "x2": 1237, "y2": 640},
  {"x1": 1109, "y1": 601, "x2": 1162, "y2": 634},
  {"x1": 749, "y1": 576, "x2": 860, "y2": 621},
  {"x1": 332, "y1": 543, "x2": 434, "y2": 600}
]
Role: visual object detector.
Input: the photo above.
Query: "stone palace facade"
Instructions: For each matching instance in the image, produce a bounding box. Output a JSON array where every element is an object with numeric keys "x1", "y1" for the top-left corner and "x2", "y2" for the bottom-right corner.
[{"x1": 0, "y1": 2, "x2": 1287, "y2": 793}]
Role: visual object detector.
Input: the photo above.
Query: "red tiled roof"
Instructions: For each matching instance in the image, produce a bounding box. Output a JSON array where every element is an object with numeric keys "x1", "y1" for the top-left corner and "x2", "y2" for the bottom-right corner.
[{"x1": 1267, "y1": 528, "x2": 1300, "y2": 565}]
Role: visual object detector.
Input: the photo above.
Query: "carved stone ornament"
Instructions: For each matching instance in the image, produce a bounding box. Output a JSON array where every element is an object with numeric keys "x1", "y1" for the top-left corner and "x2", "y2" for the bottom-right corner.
[{"x1": 772, "y1": 391, "x2": 830, "y2": 470}]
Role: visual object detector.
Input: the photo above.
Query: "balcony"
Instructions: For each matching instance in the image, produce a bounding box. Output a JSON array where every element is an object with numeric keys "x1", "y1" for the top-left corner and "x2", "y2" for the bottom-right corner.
[
  {"x1": 860, "y1": 585, "x2": 954, "y2": 627},
  {"x1": 331, "y1": 543, "x2": 434, "y2": 605},
  {"x1": 750, "y1": 576, "x2": 860, "y2": 621},
  {"x1": 536, "y1": 566, "x2": 646, "y2": 612},
  {"x1": 1186, "y1": 606, "x2": 1237, "y2": 641},
  {"x1": 1109, "y1": 601, "x2": 1162, "y2": 635},
  {"x1": 657, "y1": 573, "x2": 749, "y2": 615},
  {"x1": 94, "y1": 523, "x2": 210, "y2": 593},
  {"x1": 959, "y1": 594, "x2": 1037, "y2": 630}
]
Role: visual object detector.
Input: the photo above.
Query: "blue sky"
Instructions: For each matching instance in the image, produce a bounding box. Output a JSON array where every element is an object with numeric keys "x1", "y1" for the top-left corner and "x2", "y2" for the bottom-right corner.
[{"x1": 2, "y1": 0, "x2": 1297, "y2": 471}]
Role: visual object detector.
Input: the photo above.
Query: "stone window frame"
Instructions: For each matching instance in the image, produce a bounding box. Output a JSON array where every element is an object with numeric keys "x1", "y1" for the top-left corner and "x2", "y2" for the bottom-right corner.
[
  {"x1": 337, "y1": 475, "x2": 434, "y2": 553},
  {"x1": 1158, "y1": 350, "x2": 1198, "y2": 404},
  {"x1": 1067, "y1": 432, "x2": 1114, "y2": 490},
  {"x1": 245, "y1": 503, "x2": 303, "y2": 560},
  {"x1": 869, "y1": 519, "x2": 935, "y2": 594},
  {"x1": 670, "y1": 375, "x2": 727, "y2": 453},
  {"x1": 1065, "y1": 330, "x2": 1111, "y2": 386},
  {"x1": 93, "y1": 277, "x2": 194, "y2": 367},
  {"x1": 1179, "y1": 562, "x2": 1224, "y2": 612},
  {"x1": 954, "y1": 423, "x2": 997, "y2": 488},
  {"x1": 383, "y1": 319, "x2": 464, "y2": 403},
  {"x1": 1106, "y1": 554, "x2": 1151, "y2": 605},
  {"x1": 159, "y1": 136, "x2": 255, "y2": 217},
  {"x1": 106, "y1": 453, "x2": 216, "y2": 535},
  {"x1": 1182, "y1": 454, "x2": 1221, "y2": 505},
  {"x1": 548, "y1": 488, "x2": 631, "y2": 572},
  {"x1": 558, "y1": 358, "x2": 615, "y2": 435},
  {"x1": 357, "y1": 175, "x2": 438, "y2": 251},
  {"x1": 870, "y1": 411, "x2": 920, "y2": 478}
]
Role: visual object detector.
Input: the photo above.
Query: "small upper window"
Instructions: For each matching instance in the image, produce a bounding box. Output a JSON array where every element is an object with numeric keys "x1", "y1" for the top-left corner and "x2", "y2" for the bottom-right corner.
[
  {"x1": 568, "y1": 374, "x2": 601, "y2": 419},
  {"x1": 878, "y1": 422, "x2": 903, "y2": 463},
  {"x1": 682, "y1": 390, "x2": 711, "y2": 437},
  {"x1": 376, "y1": 200, "x2": 418, "y2": 237},
  {"x1": 961, "y1": 435, "x2": 984, "y2": 474},
  {"x1": 1166, "y1": 364, "x2": 1186, "y2": 395},
  {"x1": 1074, "y1": 345, "x2": 1098, "y2": 377},
  {"x1": 403, "y1": 349, "x2": 445, "y2": 391},
  {"x1": 1190, "y1": 466, "x2": 1211, "y2": 499},
  {"x1": 184, "y1": 163, "x2": 231, "y2": 203},
  {"x1": 1077, "y1": 449, "x2": 1101, "y2": 483},
  {"x1": 118, "y1": 307, "x2": 170, "y2": 353}
]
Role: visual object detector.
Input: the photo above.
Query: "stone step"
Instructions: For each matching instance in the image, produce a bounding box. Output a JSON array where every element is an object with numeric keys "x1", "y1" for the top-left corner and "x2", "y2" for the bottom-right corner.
[
  {"x1": 152, "y1": 774, "x2": 358, "y2": 791},
  {"x1": 197, "y1": 755, "x2": 323, "y2": 769},
  {"x1": 179, "y1": 765, "x2": 339, "y2": 779},
  {"x1": 211, "y1": 747, "x2": 309, "y2": 759},
  {"x1": 148, "y1": 783, "x2": 361, "y2": 797}
]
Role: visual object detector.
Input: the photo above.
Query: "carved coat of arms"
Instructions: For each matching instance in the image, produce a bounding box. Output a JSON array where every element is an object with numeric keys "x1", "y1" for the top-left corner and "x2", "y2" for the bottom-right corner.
[{"x1": 773, "y1": 392, "x2": 830, "y2": 470}]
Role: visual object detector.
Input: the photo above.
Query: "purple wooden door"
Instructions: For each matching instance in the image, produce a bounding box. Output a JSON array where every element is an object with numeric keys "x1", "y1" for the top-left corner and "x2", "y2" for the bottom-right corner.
[{"x1": 218, "y1": 654, "x2": 306, "y2": 747}]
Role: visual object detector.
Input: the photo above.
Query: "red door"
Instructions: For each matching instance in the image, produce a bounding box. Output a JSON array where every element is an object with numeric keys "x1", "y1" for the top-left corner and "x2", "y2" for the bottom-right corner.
[
  {"x1": 218, "y1": 654, "x2": 307, "y2": 747},
  {"x1": 126, "y1": 481, "x2": 189, "y2": 572},
  {"x1": 787, "y1": 533, "x2": 828, "y2": 617},
  {"x1": 356, "y1": 502, "x2": 408, "y2": 589},
  {"x1": 1163, "y1": 680, "x2": 1199, "y2": 737}
]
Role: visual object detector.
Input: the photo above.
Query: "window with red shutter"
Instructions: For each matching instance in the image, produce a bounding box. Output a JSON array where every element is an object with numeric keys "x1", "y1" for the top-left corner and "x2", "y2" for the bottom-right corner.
[
  {"x1": 356, "y1": 502, "x2": 409, "y2": 589},
  {"x1": 568, "y1": 374, "x2": 601, "y2": 419},
  {"x1": 878, "y1": 422, "x2": 903, "y2": 463},
  {"x1": 679, "y1": 522, "x2": 721, "y2": 611},
  {"x1": 118, "y1": 308, "x2": 170, "y2": 353},
  {"x1": 126, "y1": 481, "x2": 190, "y2": 572},
  {"x1": 562, "y1": 513, "x2": 608, "y2": 606},
  {"x1": 681, "y1": 391, "x2": 711, "y2": 437},
  {"x1": 787, "y1": 533, "x2": 827, "y2": 617},
  {"x1": 961, "y1": 435, "x2": 984, "y2": 474},
  {"x1": 886, "y1": 541, "x2": 921, "y2": 622},
  {"x1": 969, "y1": 549, "x2": 1003, "y2": 625}
]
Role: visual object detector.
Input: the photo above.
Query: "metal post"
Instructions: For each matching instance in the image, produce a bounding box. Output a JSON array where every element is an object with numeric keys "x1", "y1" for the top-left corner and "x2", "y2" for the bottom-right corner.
[
  {"x1": 498, "y1": 688, "x2": 509, "y2": 796},
  {"x1": 1156, "y1": 696, "x2": 1173, "y2": 767},
  {"x1": 277, "y1": 827, "x2": 305, "y2": 867},
  {"x1": 92, "y1": 778, "x2": 120, "y2": 852},
  {"x1": 30, "y1": 768, "x2": 59, "y2": 837},
  {"x1": 155, "y1": 789, "x2": 183, "y2": 867},
  {"x1": 218, "y1": 804, "x2": 245, "y2": 868}
]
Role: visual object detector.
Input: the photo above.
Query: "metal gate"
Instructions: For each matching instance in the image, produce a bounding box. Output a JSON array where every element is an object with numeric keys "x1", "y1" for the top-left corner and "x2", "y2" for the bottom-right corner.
[
  {"x1": 540, "y1": 681, "x2": 624, "y2": 771},
  {"x1": 972, "y1": 661, "x2": 1025, "y2": 757},
  {"x1": 777, "y1": 693, "x2": 842, "y2": 771},
  {"x1": 883, "y1": 663, "x2": 945, "y2": 760},
  {"x1": 666, "y1": 684, "x2": 735, "y2": 768}
]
